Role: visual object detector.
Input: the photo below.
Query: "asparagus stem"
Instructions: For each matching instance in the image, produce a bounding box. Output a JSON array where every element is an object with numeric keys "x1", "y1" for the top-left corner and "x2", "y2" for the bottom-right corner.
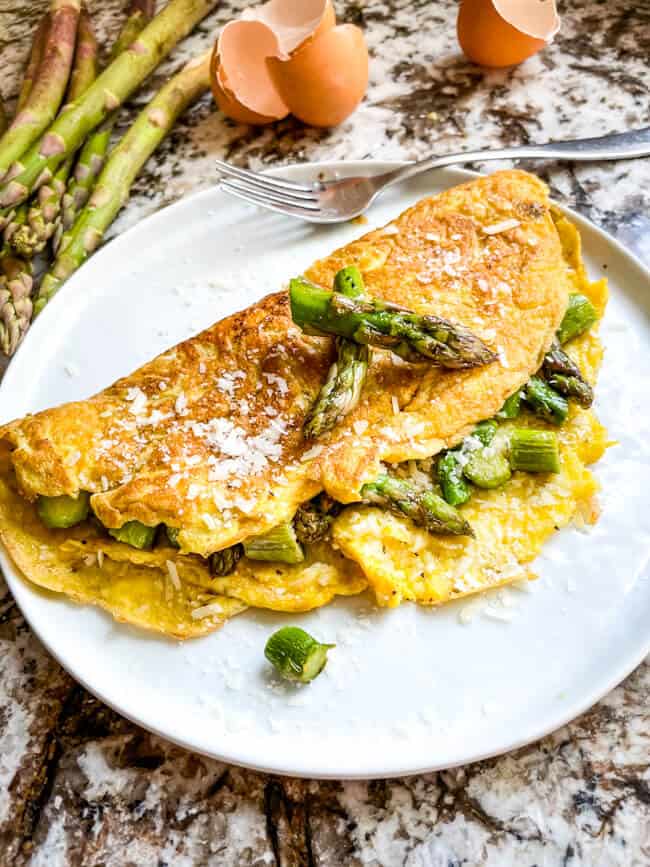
[
  {"x1": 35, "y1": 51, "x2": 211, "y2": 314},
  {"x1": 557, "y1": 293, "x2": 598, "y2": 345},
  {"x1": 472, "y1": 419, "x2": 497, "y2": 446},
  {"x1": 463, "y1": 446, "x2": 511, "y2": 489},
  {"x1": 37, "y1": 491, "x2": 90, "y2": 528},
  {"x1": 243, "y1": 522, "x2": 305, "y2": 564},
  {"x1": 0, "y1": 237, "x2": 33, "y2": 356},
  {"x1": 0, "y1": 97, "x2": 7, "y2": 137},
  {"x1": 542, "y1": 340, "x2": 594, "y2": 409},
  {"x1": 303, "y1": 266, "x2": 370, "y2": 439},
  {"x1": 8, "y1": 9, "x2": 99, "y2": 258},
  {"x1": 0, "y1": 0, "x2": 81, "y2": 179},
  {"x1": 509, "y1": 429, "x2": 560, "y2": 473},
  {"x1": 290, "y1": 277, "x2": 496, "y2": 368},
  {"x1": 209, "y1": 544, "x2": 243, "y2": 576},
  {"x1": 361, "y1": 473, "x2": 473, "y2": 536},
  {"x1": 438, "y1": 451, "x2": 471, "y2": 506},
  {"x1": 0, "y1": 0, "x2": 217, "y2": 218},
  {"x1": 55, "y1": 0, "x2": 156, "y2": 251},
  {"x1": 523, "y1": 376, "x2": 569, "y2": 425},
  {"x1": 109, "y1": 520, "x2": 156, "y2": 549},
  {"x1": 496, "y1": 389, "x2": 522, "y2": 419},
  {"x1": 265, "y1": 626, "x2": 334, "y2": 683},
  {"x1": 16, "y1": 14, "x2": 51, "y2": 113}
]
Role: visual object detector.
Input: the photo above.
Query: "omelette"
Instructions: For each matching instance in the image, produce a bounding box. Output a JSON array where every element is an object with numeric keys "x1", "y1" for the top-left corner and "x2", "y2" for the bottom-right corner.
[{"x1": 0, "y1": 170, "x2": 608, "y2": 637}]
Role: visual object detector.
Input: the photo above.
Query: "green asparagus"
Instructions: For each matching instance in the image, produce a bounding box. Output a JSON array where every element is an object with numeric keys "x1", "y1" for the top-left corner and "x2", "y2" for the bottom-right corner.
[
  {"x1": 333, "y1": 264, "x2": 364, "y2": 298},
  {"x1": 0, "y1": 0, "x2": 81, "y2": 179},
  {"x1": 0, "y1": 97, "x2": 7, "y2": 137},
  {"x1": 542, "y1": 340, "x2": 593, "y2": 409},
  {"x1": 165, "y1": 525, "x2": 180, "y2": 547},
  {"x1": 209, "y1": 544, "x2": 244, "y2": 576},
  {"x1": 472, "y1": 419, "x2": 497, "y2": 446},
  {"x1": 496, "y1": 389, "x2": 522, "y2": 419},
  {"x1": 289, "y1": 277, "x2": 497, "y2": 368},
  {"x1": 361, "y1": 472, "x2": 473, "y2": 536},
  {"x1": 37, "y1": 491, "x2": 90, "y2": 528},
  {"x1": 463, "y1": 446, "x2": 511, "y2": 489},
  {"x1": 244, "y1": 522, "x2": 305, "y2": 564},
  {"x1": 9, "y1": 8, "x2": 99, "y2": 258},
  {"x1": 0, "y1": 238, "x2": 33, "y2": 356},
  {"x1": 265, "y1": 626, "x2": 334, "y2": 683},
  {"x1": 293, "y1": 494, "x2": 340, "y2": 544},
  {"x1": 509, "y1": 429, "x2": 560, "y2": 473},
  {"x1": 109, "y1": 520, "x2": 156, "y2": 549},
  {"x1": 0, "y1": 0, "x2": 217, "y2": 219},
  {"x1": 557, "y1": 293, "x2": 598, "y2": 345},
  {"x1": 16, "y1": 14, "x2": 51, "y2": 113},
  {"x1": 523, "y1": 376, "x2": 569, "y2": 425},
  {"x1": 437, "y1": 451, "x2": 471, "y2": 506},
  {"x1": 56, "y1": 0, "x2": 157, "y2": 252},
  {"x1": 35, "y1": 51, "x2": 212, "y2": 313}
]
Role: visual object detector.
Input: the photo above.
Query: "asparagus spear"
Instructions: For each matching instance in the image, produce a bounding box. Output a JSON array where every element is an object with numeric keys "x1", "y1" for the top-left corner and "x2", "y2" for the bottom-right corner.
[
  {"x1": 361, "y1": 473, "x2": 473, "y2": 536},
  {"x1": 16, "y1": 14, "x2": 51, "y2": 113},
  {"x1": 557, "y1": 293, "x2": 598, "y2": 345},
  {"x1": 243, "y1": 523, "x2": 305, "y2": 564},
  {"x1": 109, "y1": 520, "x2": 156, "y2": 549},
  {"x1": 37, "y1": 491, "x2": 90, "y2": 528},
  {"x1": 303, "y1": 266, "x2": 371, "y2": 439},
  {"x1": 496, "y1": 389, "x2": 522, "y2": 419},
  {"x1": 509, "y1": 429, "x2": 560, "y2": 473},
  {"x1": 9, "y1": 8, "x2": 99, "y2": 258},
  {"x1": 542, "y1": 340, "x2": 593, "y2": 408},
  {"x1": 0, "y1": 0, "x2": 81, "y2": 179},
  {"x1": 0, "y1": 97, "x2": 7, "y2": 137},
  {"x1": 0, "y1": 0, "x2": 217, "y2": 219},
  {"x1": 265, "y1": 626, "x2": 334, "y2": 683},
  {"x1": 35, "y1": 51, "x2": 211, "y2": 314},
  {"x1": 209, "y1": 544, "x2": 244, "y2": 576},
  {"x1": 56, "y1": 0, "x2": 157, "y2": 252},
  {"x1": 438, "y1": 451, "x2": 471, "y2": 506},
  {"x1": 523, "y1": 376, "x2": 569, "y2": 425},
  {"x1": 0, "y1": 238, "x2": 33, "y2": 357},
  {"x1": 290, "y1": 278, "x2": 496, "y2": 368},
  {"x1": 293, "y1": 494, "x2": 341, "y2": 544}
]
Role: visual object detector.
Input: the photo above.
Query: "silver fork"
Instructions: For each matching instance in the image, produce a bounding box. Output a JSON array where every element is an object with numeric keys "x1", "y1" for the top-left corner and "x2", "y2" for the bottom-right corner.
[{"x1": 216, "y1": 127, "x2": 650, "y2": 224}]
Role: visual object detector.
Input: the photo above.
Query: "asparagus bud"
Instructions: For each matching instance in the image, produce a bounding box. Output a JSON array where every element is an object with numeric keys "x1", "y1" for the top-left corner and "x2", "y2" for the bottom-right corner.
[
  {"x1": 542, "y1": 340, "x2": 593, "y2": 409},
  {"x1": 0, "y1": 243, "x2": 33, "y2": 357},
  {"x1": 361, "y1": 473, "x2": 473, "y2": 536},
  {"x1": 290, "y1": 278, "x2": 496, "y2": 369},
  {"x1": 209, "y1": 544, "x2": 243, "y2": 576},
  {"x1": 523, "y1": 377, "x2": 569, "y2": 425}
]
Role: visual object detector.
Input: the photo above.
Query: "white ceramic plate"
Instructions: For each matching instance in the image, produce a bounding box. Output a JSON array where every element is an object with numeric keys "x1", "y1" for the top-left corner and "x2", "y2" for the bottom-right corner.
[{"x1": 1, "y1": 163, "x2": 649, "y2": 779}]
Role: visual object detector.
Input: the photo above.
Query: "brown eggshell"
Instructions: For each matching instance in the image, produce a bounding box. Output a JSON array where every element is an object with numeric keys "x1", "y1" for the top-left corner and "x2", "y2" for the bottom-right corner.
[
  {"x1": 243, "y1": 0, "x2": 335, "y2": 57},
  {"x1": 458, "y1": 0, "x2": 559, "y2": 68},
  {"x1": 267, "y1": 24, "x2": 368, "y2": 127},
  {"x1": 211, "y1": 20, "x2": 289, "y2": 124}
]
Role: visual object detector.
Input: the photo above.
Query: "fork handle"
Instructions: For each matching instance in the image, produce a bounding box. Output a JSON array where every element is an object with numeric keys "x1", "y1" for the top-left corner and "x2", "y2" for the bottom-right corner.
[{"x1": 381, "y1": 127, "x2": 650, "y2": 188}]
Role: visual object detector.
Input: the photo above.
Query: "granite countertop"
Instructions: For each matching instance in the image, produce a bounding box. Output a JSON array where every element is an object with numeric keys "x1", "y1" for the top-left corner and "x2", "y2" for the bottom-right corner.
[{"x1": 0, "y1": 1, "x2": 649, "y2": 864}]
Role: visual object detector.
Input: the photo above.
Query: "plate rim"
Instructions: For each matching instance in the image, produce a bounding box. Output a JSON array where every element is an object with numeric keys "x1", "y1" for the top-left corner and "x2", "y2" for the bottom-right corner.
[{"x1": 2, "y1": 160, "x2": 649, "y2": 779}]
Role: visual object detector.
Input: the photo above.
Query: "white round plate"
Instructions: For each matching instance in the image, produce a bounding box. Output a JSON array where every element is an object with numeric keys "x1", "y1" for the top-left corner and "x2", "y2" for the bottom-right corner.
[{"x1": 1, "y1": 163, "x2": 649, "y2": 779}]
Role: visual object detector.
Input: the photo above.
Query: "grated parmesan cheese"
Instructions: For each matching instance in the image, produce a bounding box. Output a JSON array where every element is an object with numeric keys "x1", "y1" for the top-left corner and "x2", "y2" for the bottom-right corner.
[
  {"x1": 483, "y1": 219, "x2": 521, "y2": 235},
  {"x1": 166, "y1": 559, "x2": 181, "y2": 590},
  {"x1": 191, "y1": 601, "x2": 223, "y2": 620}
]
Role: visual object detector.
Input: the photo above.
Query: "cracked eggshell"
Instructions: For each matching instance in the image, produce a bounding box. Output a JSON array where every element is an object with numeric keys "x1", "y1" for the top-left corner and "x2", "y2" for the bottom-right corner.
[
  {"x1": 458, "y1": 0, "x2": 560, "y2": 68},
  {"x1": 210, "y1": 19, "x2": 289, "y2": 125},
  {"x1": 268, "y1": 24, "x2": 369, "y2": 128},
  {"x1": 241, "y1": 0, "x2": 336, "y2": 58}
]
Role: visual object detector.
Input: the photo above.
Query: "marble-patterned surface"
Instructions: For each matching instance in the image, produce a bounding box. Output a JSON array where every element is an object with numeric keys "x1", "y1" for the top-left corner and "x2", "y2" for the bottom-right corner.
[{"x1": 0, "y1": 0, "x2": 649, "y2": 864}]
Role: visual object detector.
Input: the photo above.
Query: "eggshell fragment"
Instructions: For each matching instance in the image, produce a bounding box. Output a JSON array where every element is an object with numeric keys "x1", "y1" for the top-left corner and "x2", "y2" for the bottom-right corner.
[
  {"x1": 242, "y1": 0, "x2": 335, "y2": 58},
  {"x1": 211, "y1": 19, "x2": 289, "y2": 124},
  {"x1": 458, "y1": 0, "x2": 559, "y2": 68},
  {"x1": 268, "y1": 24, "x2": 368, "y2": 127}
]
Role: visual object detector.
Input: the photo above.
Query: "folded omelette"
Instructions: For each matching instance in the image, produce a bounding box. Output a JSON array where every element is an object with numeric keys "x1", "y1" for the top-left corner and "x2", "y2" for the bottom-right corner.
[{"x1": 0, "y1": 170, "x2": 608, "y2": 637}]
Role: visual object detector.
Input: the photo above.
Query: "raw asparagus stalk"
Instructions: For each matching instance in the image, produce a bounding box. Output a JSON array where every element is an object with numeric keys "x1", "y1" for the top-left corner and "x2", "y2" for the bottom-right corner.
[
  {"x1": 265, "y1": 626, "x2": 334, "y2": 683},
  {"x1": 523, "y1": 376, "x2": 569, "y2": 425},
  {"x1": 361, "y1": 473, "x2": 473, "y2": 536},
  {"x1": 209, "y1": 544, "x2": 244, "y2": 576},
  {"x1": 509, "y1": 429, "x2": 560, "y2": 473},
  {"x1": 290, "y1": 278, "x2": 497, "y2": 368},
  {"x1": 0, "y1": 240, "x2": 33, "y2": 357},
  {"x1": 542, "y1": 340, "x2": 593, "y2": 408},
  {"x1": 0, "y1": 97, "x2": 7, "y2": 136},
  {"x1": 9, "y1": 8, "x2": 99, "y2": 258},
  {"x1": 0, "y1": 0, "x2": 217, "y2": 219},
  {"x1": 35, "y1": 52, "x2": 211, "y2": 314},
  {"x1": 16, "y1": 14, "x2": 51, "y2": 112},
  {"x1": 0, "y1": 0, "x2": 81, "y2": 179},
  {"x1": 557, "y1": 293, "x2": 598, "y2": 345},
  {"x1": 303, "y1": 265, "x2": 370, "y2": 439},
  {"x1": 56, "y1": 0, "x2": 157, "y2": 251}
]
